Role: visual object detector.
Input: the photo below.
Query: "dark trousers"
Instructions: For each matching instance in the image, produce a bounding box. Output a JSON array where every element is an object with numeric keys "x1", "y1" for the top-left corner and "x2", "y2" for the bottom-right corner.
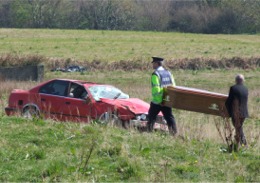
[
  {"x1": 147, "y1": 102, "x2": 177, "y2": 134},
  {"x1": 232, "y1": 116, "x2": 247, "y2": 145}
]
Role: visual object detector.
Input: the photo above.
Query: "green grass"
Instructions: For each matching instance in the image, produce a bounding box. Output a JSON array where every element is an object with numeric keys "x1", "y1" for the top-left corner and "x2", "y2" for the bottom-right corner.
[
  {"x1": 0, "y1": 29, "x2": 260, "y2": 61},
  {"x1": 0, "y1": 116, "x2": 259, "y2": 182},
  {"x1": 1, "y1": 69, "x2": 259, "y2": 182},
  {"x1": 0, "y1": 29, "x2": 259, "y2": 181}
]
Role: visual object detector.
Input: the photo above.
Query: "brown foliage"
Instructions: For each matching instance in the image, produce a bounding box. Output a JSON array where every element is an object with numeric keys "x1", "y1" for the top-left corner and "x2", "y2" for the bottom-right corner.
[
  {"x1": 47, "y1": 57, "x2": 259, "y2": 71},
  {"x1": 0, "y1": 54, "x2": 45, "y2": 67},
  {"x1": 166, "y1": 57, "x2": 260, "y2": 70},
  {"x1": 0, "y1": 54, "x2": 259, "y2": 71}
]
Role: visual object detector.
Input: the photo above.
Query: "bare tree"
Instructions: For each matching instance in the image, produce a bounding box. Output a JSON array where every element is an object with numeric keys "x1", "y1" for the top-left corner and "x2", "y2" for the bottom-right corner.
[
  {"x1": 76, "y1": 0, "x2": 135, "y2": 30},
  {"x1": 28, "y1": 0, "x2": 62, "y2": 28},
  {"x1": 0, "y1": 0, "x2": 259, "y2": 33},
  {"x1": 135, "y1": 0, "x2": 171, "y2": 31},
  {"x1": 0, "y1": 1, "x2": 12, "y2": 27}
]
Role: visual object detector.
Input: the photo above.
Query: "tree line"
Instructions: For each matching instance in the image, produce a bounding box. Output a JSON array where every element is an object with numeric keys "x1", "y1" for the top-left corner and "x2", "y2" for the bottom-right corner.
[{"x1": 0, "y1": 0, "x2": 259, "y2": 34}]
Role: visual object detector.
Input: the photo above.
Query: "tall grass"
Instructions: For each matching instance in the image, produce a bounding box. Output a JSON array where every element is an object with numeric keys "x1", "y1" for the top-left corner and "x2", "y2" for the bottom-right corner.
[
  {"x1": 0, "y1": 115, "x2": 259, "y2": 182},
  {"x1": 1, "y1": 54, "x2": 259, "y2": 71},
  {"x1": 0, "y1": 54, "x2": 45, "y2": 67}
]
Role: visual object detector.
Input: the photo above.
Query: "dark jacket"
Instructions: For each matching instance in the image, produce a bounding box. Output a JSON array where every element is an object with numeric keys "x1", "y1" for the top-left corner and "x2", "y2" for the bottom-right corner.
[{"x1": 225, "y1": 84, "x2": 249, "y2": 118}]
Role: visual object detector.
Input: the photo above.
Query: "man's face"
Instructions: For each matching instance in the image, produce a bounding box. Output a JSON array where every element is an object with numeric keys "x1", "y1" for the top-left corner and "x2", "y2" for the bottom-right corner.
[{"x1": 152, "y1": 62, "x2": 159, "y2": 69}]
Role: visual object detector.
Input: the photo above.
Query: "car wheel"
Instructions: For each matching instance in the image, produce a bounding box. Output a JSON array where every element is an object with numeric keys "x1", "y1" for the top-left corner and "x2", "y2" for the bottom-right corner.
[
  {"x1": 98, "y1": 112, "x2": 122, "y2": 127},
  {"x1": 22, "y1": 106, "x2": 40, "y2": 119}
]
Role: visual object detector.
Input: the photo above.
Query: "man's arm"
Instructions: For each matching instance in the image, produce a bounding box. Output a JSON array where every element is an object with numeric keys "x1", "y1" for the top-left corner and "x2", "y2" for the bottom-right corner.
[
  {"x1": 171, "y1": 74, "x2": 176, "y2": 87},
  {"x1": 225, "y1": 87, "x2": 234, "y2": 117},
  {"x1": 151, "y1": 74, "x2": 163, "y2": 104}
]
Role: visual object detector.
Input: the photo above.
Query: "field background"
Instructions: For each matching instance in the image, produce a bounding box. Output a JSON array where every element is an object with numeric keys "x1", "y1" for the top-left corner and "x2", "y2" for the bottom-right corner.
[
  {"x1": 1, "y1": 29, "x2": 260, "y2": 61},
  {"x1": 0, "y1": 29, "x2": 259, "y2": 182}
]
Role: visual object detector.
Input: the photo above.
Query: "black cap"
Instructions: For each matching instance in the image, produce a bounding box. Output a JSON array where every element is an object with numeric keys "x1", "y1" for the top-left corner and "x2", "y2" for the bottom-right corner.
[{"x1": 151, "y1": 56, "x2": 164, "y2": 63}]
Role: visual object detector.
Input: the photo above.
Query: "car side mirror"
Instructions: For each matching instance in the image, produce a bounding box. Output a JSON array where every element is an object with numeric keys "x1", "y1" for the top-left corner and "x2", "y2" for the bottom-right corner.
[
  {"x1": 84, "y1": 97, "x2": 92, "y2": 104},
  {"x1": 69, "y1": 93, "x2": 74, "y2": 97}
]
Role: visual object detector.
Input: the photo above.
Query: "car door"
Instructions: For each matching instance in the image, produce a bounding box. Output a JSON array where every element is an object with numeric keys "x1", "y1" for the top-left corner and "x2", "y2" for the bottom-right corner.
[
  {"x1": 62, "y1": 82, "x2": 92, "y2": 122},
  {"x1": 39, "y1": 80, "x2": 69, "y2": 120}
]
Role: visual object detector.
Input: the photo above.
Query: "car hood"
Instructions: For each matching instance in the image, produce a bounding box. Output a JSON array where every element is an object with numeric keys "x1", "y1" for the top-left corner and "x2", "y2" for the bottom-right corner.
[{"x1": 100, "y1": 98, "x2": 150, "y2": 114}]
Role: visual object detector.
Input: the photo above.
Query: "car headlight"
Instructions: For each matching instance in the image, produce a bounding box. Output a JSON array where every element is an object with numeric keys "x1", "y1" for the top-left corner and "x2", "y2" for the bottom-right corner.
[
  {"x1": 135, "y1": 114, "x2": 148, "y2": 121},
  {"x1": 140, "y1": 114, "x2": 147, "y2": 121}
]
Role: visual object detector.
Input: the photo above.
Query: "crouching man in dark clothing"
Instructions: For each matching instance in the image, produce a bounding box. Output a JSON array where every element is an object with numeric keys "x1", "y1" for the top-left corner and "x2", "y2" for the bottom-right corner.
[{"x1": 225, "y1": 74, "x2": 249, "y2": 149}]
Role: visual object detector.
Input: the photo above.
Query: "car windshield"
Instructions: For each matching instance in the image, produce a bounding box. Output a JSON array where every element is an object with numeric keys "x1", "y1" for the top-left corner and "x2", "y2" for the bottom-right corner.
[{"x1": 88, "y1": 85, "x2": 129, "y2": 101}]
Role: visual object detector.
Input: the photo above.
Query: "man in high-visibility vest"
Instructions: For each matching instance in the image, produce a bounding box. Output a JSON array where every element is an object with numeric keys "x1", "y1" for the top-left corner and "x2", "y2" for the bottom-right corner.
[{"x1": 147, "y1": 56, "x2": 177, "y2": 135}]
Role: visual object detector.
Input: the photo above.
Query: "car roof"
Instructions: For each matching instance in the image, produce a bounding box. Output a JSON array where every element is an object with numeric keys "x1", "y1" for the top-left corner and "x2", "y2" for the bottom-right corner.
[
  {"x1": 54, "y1": 78, "x2": 109, "y2": 86},
  {"x1": 58, "y1": 78, "x2": 96, "y2": 85},
  {"x1": 29, "y1": 78, "x2": 107, "y2": 92},
  {"x1": 50, "y1": 78, "x2": 111, "y2": 87}
]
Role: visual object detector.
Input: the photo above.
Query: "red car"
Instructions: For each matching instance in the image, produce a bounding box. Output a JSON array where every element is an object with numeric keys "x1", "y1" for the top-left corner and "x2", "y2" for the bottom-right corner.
[{"x1": 5, "y1": 79, "x2": 166, "y2": 130}]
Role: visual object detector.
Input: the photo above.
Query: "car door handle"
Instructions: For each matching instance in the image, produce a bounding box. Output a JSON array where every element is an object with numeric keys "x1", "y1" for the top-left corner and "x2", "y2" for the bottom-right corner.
[
  {"x1": 65, "y1": 102, "x2": 70, "y2": 105},
  {"x1": 41, "y1": 98, "x2": 46, "y2": 101}
]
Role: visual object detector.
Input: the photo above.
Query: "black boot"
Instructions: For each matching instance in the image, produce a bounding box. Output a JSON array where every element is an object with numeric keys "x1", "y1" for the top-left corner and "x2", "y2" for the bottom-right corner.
[
  {"x1": 146, "y1": 122, "x2": 154, "y2": 132},
  {"x1": 241, "y1": 135, "x2": 247, "y2": 146},
  {"x1": 168, "y1": 123, "x2": 177, "y2": 136}
]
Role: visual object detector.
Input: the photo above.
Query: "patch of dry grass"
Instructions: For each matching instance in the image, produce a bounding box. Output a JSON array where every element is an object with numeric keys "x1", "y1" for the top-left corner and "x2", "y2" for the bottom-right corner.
[
  {"x1": 0, "y1": 54, "x2": 45, "y2": 67},
  {"x1": 1, "y1": 54, "x2": 259, "y2": 71}
]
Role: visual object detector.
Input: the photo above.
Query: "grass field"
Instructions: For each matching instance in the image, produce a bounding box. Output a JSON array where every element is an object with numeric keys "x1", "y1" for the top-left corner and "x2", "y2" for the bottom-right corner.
[
  {"x1": 0, "y1": 28, "x2": 260, "y2": 62},
  {"x1": 0, "y1": 115, "x2": 259, "y2": 182},
  {"x1": 1, "y1": 69, "x2": 259, "y2": 182},
  {"x1": 0, "y1": 29, "x2": 259, "y2": 182}
]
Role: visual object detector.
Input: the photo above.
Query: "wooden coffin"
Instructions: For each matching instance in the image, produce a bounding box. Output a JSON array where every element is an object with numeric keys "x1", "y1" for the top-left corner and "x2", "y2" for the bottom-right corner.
[{"x1": 163, "y1": 86, "x2": 229, "y2": 117}]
